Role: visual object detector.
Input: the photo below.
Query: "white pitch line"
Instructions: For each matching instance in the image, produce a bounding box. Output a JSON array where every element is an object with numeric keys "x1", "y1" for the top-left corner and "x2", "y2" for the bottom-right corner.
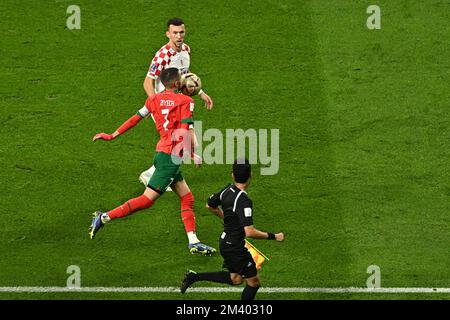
[{"x1": 0, "y1": 287, "x2": 450, "y2": 293}]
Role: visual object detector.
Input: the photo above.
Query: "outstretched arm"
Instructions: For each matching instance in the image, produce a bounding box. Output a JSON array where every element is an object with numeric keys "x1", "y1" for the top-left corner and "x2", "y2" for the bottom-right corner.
[
  {"x1": 93, "y1": 114, "x2": 143, "y2": 142},
  {"x1": 244, "y1": 225, "x2": 284, "y2": 241}
]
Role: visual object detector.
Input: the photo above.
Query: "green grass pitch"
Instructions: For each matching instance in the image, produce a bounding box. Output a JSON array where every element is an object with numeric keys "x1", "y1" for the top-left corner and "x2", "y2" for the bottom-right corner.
[{"x1": 1, "y1": 0, "x2": 449, "y2": 300}]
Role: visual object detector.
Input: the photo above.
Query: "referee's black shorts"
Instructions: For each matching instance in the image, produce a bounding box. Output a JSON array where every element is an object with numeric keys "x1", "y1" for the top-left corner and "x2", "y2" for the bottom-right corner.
[{"x1": 220, "y1": 242, "x2": 257, "y2": 279}]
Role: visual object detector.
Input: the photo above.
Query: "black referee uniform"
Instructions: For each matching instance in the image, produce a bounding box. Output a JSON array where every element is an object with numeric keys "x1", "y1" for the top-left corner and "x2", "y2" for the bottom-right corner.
[{"x1": 208, "y1": 184, "x2": 257, "y2": 279}]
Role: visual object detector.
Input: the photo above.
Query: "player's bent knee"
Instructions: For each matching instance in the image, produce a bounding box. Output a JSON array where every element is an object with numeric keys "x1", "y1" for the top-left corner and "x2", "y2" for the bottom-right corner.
[
  {"x1": 246, "y1": 276, "x2": 260, "y2": 288},
  {"x1": 230, "y1": 274, "x2": 243, "y2": 285},
  {"x1": 173, "y1": 180, "x2": 191, "y2": 197},
  {"x1": 143, "y1": 188, "x2": 160, "y2": 201}
]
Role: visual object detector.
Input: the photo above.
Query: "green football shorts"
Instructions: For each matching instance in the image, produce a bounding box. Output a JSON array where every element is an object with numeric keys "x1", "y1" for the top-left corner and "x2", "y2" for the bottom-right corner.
[{"x1": 148, "y1": 152, "x2": 184, "y2": 194}]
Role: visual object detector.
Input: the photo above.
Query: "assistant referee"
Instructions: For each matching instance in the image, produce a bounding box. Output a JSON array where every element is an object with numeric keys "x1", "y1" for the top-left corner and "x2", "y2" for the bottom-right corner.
[{"x1": 180, "y1": 158, "x2": 284, "y2": 300}]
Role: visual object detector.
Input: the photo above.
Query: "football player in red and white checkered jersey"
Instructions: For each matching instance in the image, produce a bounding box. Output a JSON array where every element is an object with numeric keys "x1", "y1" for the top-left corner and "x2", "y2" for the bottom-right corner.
[
  {"x1": 143, "y1": 17, "x2": 213, "y2": 109},
  {"x1": 140, "y1": 18, "x2": 213, "y2": 188}
]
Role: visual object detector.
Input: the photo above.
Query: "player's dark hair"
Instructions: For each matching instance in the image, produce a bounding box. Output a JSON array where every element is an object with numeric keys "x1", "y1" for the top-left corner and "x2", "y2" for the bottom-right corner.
[
  {"x1": 160, "y1": 68, "x2": 180, "y2": 88},
  {"x1": 167, "y1": 17, "x2": 184, "y2": 28},
  {"x1": 233, "y1": 158, "x2": 251, "y2": 183}
]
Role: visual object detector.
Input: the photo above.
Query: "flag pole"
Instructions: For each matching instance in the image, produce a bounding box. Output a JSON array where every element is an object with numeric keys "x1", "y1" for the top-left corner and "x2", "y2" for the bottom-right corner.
[{"x1": 245, "y1": 239, "x2": 270, "y2": 261}]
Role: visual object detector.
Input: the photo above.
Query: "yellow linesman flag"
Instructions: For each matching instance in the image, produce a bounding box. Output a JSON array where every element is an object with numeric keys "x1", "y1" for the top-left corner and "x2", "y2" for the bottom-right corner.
[{"x1": 245, "y1": 239, "x2": 270, "y2": 269}]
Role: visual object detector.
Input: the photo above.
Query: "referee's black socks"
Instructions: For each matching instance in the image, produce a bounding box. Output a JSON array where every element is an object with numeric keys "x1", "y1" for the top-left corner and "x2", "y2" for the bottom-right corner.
[
  {"x1": 194, "y1": 271, "x2": 234, "y2": 285},
  {"x1": 241, "y1": 284, "x2": 260, "y2": 300},
  {"x1": 191, "y1": 272, "x2": 259, "y2": 300}
]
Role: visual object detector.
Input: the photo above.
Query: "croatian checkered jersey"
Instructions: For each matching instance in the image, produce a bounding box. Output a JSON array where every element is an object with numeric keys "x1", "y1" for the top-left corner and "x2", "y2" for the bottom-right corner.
[{"x1": 147, "y1": 43, "x2": 191, "y2": 93}]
